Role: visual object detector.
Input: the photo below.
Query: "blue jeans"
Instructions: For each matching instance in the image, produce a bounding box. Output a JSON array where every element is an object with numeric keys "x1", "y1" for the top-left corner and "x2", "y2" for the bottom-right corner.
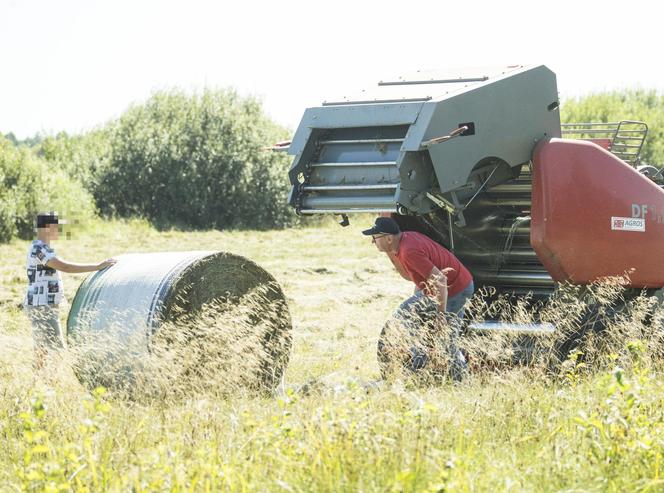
[{"x1": 393, "y1": 281, "x2": 474, "y2": 378}]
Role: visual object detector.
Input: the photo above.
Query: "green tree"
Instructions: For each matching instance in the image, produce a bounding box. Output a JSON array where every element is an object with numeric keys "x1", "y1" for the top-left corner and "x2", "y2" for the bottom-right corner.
[
  {"x1": 0, "y1": 136, "x2": 96, "y2": 242},
  {"x1": 3, "y1": 132, "x2": 18, "y2": 146},
  {"x1": 94, "y1": 89, "x2": 295, "y2": 230},
  {"x1": 37, "y1": 129, "x2": 112, "y2": 189},
  {"x1": 561, "y1": 89, "x2": 664, "y2": 165}
]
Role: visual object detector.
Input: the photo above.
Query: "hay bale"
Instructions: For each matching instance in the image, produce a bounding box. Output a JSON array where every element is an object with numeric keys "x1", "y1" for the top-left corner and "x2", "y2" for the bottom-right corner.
[{"x1": 67, "y1": 251, "x2": 291, "y2": 396}]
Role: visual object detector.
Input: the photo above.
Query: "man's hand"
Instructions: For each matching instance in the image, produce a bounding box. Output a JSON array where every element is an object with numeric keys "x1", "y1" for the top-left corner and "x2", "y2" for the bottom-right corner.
[{"x1": 427, "y1": 266, "x2": 450, "y2": 312}]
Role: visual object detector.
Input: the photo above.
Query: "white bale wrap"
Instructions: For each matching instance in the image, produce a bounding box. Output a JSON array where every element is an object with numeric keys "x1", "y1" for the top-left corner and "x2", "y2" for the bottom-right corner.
[{"x1": 67, "y1": 251, "x2": 291, "y2": 394}]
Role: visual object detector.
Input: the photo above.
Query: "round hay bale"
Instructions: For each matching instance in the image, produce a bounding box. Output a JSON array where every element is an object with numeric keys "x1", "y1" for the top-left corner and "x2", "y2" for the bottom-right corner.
[{"x1": 67, "y1": 251, "x2": 291, "y2": 396}]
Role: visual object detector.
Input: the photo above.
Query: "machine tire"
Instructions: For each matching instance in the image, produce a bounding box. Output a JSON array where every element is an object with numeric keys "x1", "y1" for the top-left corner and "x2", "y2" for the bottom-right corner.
[{"x1": 552, "y1": 300, "x2": 625, "y2": 366}]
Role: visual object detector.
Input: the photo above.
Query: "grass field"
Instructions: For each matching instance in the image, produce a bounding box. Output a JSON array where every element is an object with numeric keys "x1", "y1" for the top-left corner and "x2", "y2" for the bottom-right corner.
[{"x1": 0, "y1": 219, "x2": 662, "y2": 492}]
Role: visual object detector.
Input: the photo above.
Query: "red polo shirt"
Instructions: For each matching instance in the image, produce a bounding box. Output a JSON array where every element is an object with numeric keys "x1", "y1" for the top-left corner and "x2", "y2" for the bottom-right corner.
[{"x1": 395, "y1": 231, "x2": 473, "y2": 297}]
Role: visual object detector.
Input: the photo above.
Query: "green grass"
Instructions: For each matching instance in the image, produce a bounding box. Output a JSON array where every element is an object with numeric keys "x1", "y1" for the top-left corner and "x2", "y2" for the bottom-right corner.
[{"x1": 1, "y1": 219, "x2": 663, "y2": 492}]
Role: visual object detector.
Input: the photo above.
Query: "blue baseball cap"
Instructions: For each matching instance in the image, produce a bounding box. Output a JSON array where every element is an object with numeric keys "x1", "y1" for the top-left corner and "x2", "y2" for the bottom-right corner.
[{"x1": 362, "y1": 217, "x2": 400, "y2": 236}]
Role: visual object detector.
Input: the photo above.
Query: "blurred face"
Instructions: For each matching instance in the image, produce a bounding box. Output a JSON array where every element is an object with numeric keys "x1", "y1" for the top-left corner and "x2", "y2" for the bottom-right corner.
[{"x1": 47, "y1": 223, "x2": 60, "y2": 240}]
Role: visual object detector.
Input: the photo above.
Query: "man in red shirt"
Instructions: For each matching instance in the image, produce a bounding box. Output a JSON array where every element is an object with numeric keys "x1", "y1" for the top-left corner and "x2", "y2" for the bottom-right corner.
[{"x1": 363, "y1": 217, "x2": 474, "y2": 379}]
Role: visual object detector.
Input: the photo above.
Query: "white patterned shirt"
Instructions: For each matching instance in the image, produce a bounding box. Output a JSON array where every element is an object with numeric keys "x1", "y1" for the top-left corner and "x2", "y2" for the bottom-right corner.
[{"x1": 25, "y1": 240, "x2": 64, "y2": 307}]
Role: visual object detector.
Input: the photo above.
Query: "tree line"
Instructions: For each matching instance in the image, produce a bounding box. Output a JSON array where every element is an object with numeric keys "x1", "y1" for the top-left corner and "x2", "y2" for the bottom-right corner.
[
  {"x1": 1, "y1": 88, "x2": 662, "y2": 242},
  {"x1": 0, "y1": 89, "x2": 294, "y2": 242}
]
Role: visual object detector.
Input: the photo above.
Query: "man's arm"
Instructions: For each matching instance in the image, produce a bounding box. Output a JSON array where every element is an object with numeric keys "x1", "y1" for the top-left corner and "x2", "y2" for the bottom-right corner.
[
  {"x1": 46, "y1": 257, "x2": 116, "y2": 274},
  {"x1": 386, "y1": 251, "x2": 411, "y2": 281}
]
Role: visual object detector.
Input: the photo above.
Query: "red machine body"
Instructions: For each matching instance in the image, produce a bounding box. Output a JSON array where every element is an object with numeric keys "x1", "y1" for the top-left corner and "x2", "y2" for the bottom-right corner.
[{"x1": 531, "y1": 138, "x2": 664, "y2": 288}]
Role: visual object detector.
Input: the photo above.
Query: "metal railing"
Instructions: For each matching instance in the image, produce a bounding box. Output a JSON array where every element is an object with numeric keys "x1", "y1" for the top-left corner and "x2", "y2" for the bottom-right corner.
[{"x1": 561, "y1": 120, "x2": 648, "y2": 166}]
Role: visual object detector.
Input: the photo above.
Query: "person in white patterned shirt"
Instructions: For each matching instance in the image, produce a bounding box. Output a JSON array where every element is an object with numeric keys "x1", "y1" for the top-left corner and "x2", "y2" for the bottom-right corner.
[{"x1": 25, "y1": 212, "x2": 116, "y2": 369}]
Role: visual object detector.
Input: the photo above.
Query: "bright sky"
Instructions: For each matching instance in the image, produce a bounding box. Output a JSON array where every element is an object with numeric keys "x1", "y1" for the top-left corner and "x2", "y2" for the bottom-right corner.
[{"x1": 2, "y1": 0, "x2": 663, "y2": 139}]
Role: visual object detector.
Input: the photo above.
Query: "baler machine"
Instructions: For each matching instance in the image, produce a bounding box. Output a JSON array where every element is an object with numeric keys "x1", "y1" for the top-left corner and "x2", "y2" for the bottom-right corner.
[{"x1": 284, "y1": 65, "x2": 658, "y2": 335}]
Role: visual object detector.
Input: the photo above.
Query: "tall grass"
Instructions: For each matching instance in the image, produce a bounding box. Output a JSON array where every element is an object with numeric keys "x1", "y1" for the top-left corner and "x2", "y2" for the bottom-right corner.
[{"x1": 1, "y1": 220, "x2": 662, "y2": 492}]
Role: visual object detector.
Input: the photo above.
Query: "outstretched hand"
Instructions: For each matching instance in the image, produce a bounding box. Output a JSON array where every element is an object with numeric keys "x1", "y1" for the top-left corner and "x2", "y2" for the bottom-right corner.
[{"x1": 98, "y1": 258, "x2": 117, "y2": 270}]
